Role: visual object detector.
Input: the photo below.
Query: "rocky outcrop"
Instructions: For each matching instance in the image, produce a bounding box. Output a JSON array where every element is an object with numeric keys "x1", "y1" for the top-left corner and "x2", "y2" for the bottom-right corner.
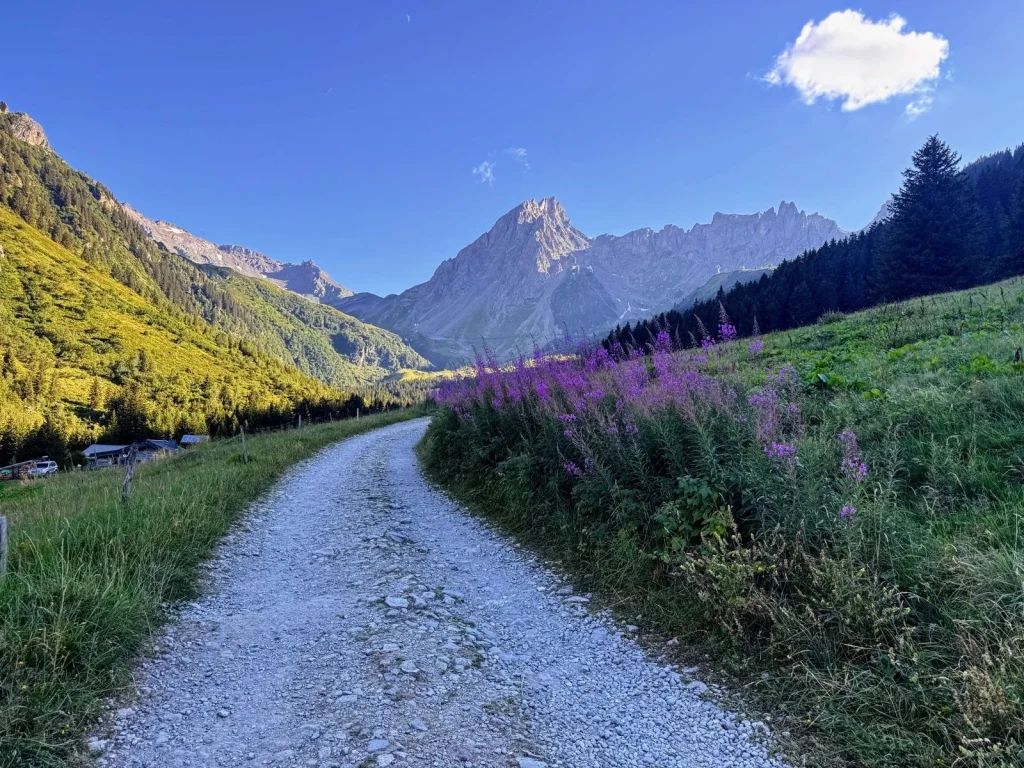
[
  {"x1": 338, "y1": 198, "x2": 845, "y2": 365},
  {"x1": 122, "y1": 203, "x2": 353, "y2": 304},
  {"x1": 0, "y1": 109, "x2": 50, "y2": 150}
]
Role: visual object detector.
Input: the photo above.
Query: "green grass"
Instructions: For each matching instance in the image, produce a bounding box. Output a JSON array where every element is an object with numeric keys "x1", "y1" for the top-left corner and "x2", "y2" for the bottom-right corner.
[
  {"x1": 0, "y1": 408, "x2": 422, "y2": 767},
  {"x1": 421, "y1": 277, "x2": 1024, "y2": 768}
]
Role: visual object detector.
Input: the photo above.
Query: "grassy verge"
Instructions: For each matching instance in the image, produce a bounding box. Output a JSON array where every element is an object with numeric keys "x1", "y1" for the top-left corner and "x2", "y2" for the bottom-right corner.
[
  {"x1": 420, "y1": 278, "x2": 1024, "y2": 768},
  {"x1": 0, "y1": 409, "x2": 422, "y2": 767}
]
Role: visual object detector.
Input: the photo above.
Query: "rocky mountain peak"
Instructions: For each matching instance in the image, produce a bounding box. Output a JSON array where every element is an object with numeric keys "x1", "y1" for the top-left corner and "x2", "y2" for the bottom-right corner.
[{"x1": 0, "y1": 105, "x2": 51, "y2": 150}]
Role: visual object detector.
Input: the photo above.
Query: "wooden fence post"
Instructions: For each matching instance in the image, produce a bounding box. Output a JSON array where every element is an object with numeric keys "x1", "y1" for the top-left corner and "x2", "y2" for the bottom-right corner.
[
  {"x1": 0, "y1": 515, "x2": 8, "y2": 579},
  {"x1": 356, "y1": 407, "x2": 360, "y2": 420},
  {"x1": 121, "y1": 445, "x2": 138, "y2": 503},
  {"x1": 298, "y1": 414, "x2": 302, "y2": 436},
  {"x1": 240, "y1": 424, "x2": 248, "y2": 464}
]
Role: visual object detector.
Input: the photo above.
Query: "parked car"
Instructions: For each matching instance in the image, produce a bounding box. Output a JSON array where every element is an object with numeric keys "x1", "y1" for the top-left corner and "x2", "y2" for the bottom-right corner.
[{"x1": 27, "y1": 460, "x2": 58, "y2": 478}]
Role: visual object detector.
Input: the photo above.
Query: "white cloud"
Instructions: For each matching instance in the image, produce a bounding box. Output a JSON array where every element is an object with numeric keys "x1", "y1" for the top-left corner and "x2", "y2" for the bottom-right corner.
[
  {"x1": 472, "y1": 160, "x2": 495, "y2": 186},
  {"x1": 904, "y1": 96, "x2": 933, "y2": 120},
  {"x1": 766, "y1": 10, "x2": 949, "y2": 113},
  {"x1": 504, "y1": 146, "x2": 530, "y2": 170}
]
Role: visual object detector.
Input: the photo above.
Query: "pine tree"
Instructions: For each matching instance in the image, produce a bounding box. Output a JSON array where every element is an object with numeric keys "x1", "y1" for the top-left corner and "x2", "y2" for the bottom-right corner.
[
  {"x1": 879, "y1": 136, "x2": 982, "y2": 301},
  {"x1": 89, "y1": 377, "x2": 104, "y2": 410}
]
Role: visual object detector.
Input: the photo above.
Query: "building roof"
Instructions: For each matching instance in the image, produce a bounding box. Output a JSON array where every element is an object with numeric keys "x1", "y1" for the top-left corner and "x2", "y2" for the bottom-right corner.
[
  {"x1": 139, "y1": 439, "x2": 179, "y2": 452},
  {"x1": 179, "y1": 434, "x2": 209, "y2": 445},
  {"x1": 83, "y1": 444, "x2": 129, "y2": 457}
]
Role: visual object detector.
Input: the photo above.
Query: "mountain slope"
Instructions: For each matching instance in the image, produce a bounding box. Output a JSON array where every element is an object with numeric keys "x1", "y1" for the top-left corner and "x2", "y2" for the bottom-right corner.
[
  {"x1": 338, "y1": 198, "x2": 845, "y2": 364},
  {"x1": 122, "y1": 204, "x2": 355, "y2": 306},
  {"x1": 0, "y1": 108, "x2": 428, "y2": 391},
  {"x1": 673, "y1": 267, "x2": 775, "y2": 311},
  {"x1": 0, "y1": 205, "x2": 356, "y2": 463}
]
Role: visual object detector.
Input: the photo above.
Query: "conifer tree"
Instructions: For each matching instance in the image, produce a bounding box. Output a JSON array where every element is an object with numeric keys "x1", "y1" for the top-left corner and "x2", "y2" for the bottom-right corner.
[{"x1": 880, "y1": 136, "x2": 982, "y2": 301}]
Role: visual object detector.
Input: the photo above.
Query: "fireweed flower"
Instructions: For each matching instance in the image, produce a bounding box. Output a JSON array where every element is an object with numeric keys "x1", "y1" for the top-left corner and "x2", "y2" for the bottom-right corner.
[
  {"x1": 839, "y1": 430, "x2": 867, "y2": 485},
  {"x1": 563, "y1": 462, "x2": 583, "y2": 476},
  {"x1": 764, "y1": 442, "x2": 797, "y2": 461},
  {"x1": 719, "y1": 323, "x2": 737, "y2": 342},
  {"x1": 748, "y1": 338, "x2": 764, "y2": 356},
  {"x1": 841, "y1": 505, "x2": 857, "y2": 520}
]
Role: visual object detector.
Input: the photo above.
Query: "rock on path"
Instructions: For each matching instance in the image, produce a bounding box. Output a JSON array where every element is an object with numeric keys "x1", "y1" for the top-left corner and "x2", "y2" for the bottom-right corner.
[{"x1": 98, "y1": 419, "x2": 786, "y2": 768}]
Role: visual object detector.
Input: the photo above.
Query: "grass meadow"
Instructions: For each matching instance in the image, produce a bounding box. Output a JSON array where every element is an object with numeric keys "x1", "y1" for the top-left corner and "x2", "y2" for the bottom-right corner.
[
  {"x1": 0, "y1": 409, "x2": 421, "y2": 767},
  {"x1": 421, "y1": 278, "x2": 1024, "y2": 767}
]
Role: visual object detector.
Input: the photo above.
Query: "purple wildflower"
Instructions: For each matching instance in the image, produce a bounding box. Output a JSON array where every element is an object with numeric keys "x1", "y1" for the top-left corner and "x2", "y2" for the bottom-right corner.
[
  {"x1": 563, "y1": 462, "x2": 583, "y2": 476},
  {"x1": 764, "y1": 442, "x2": 797, "y2": 461},
  {"x1": 748, "y1": 338, "x2": 764, "y2": 356},
  {"x1": 839, "y1": 430, "x2": 867, "y2": 486},
  {"x1": 841, "y1": 505, "x2": 857, "y2": 520}
]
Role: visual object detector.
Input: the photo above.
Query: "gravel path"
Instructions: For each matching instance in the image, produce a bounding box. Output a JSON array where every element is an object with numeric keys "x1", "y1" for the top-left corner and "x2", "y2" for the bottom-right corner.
[{"x1": 96, "y1": 418, "x2": 787, "y2": 768}]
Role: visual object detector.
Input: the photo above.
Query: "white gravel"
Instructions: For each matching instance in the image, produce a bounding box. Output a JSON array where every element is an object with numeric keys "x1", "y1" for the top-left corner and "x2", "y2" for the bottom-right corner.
[{"x1": 96, "y1": 418, "x2": 788, "y2": 768}]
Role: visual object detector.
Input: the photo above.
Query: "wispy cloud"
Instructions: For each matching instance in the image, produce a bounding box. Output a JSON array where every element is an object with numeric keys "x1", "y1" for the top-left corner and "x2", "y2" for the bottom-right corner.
[
  {"x1": 472, "y1": 159, "x2": 495, "y2": 186},
  {"x1": 504, "y1": 147, "x2": 530, "y2": 170},
  {"x1": 904, "y1": 96, "x2": 933, "y2": 120},
  {"x1": 765, "y1": 10, "x2": 949, "y2": 114}
]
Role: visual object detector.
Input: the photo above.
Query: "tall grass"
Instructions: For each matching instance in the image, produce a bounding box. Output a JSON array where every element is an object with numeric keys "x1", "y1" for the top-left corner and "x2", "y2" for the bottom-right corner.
[
  {"x1": 0, "y1": 409, "x2": 422, "y2": 767},
  {"x1": 421, "y1": 279, "x2": 1024, "y2": 768}
]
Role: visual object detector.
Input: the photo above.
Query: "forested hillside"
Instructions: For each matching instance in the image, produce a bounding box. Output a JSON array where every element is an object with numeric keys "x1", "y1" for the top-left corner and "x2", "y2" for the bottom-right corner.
[
  {"x1": 608, "y1": 136, "x2": 1024, "y2": 350},
  {"x1": 0, "y1": 110, "x2": 428, "y2": 387},
  {"x1": 0, "y1": 110, "x2": 431, "y2": 465},
  {"x1": 0, "y1": 206, "x2": 405, "y2": 466}
]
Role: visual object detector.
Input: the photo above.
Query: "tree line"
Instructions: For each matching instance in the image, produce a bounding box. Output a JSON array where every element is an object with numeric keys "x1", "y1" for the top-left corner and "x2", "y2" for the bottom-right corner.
[{"x1": 606, "y1": 136, "x2": 1024, "y2": 351}]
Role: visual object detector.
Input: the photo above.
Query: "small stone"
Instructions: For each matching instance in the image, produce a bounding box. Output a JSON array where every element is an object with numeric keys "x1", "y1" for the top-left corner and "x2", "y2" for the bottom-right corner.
[
  {"x1": 368, "y1": 738, "x2": 390, "y2": 752},
  {"x1": 87, "y1": 738, "x2": 106, "y2": 755},
  {"x1": 154, "y1": 732, "x2": 170, "y2": 746},
  {"x1": 115, "y1": 707, "x2": 134, "y2": 719},
  {"x1": 516, "y1": 758, "x2": 548, "y2": 768},
  {"x1": 384, "y1": 596, "x2": 409, "y2": 609},
  {"x1": 377, "y1": 755, "x2": 395, "y2": 767},
  {"x1": 564, "y1": 596, "x2": 590, "y2": 603},
  {"x1": 685, "y1": 680, "x2": 708, "y2": 695},
  {"x1": 400, "y1": 660, "x2": 419, "y2": 674},
  {"x1": 217, "y1": 709, "x2": 230, "y2": 718},
  {"x1": 409, "y1": 718, "x2": 428, "y2": 732},
  {"x1": 555, "y1": 585, "x2": 573, "y2": 595}
]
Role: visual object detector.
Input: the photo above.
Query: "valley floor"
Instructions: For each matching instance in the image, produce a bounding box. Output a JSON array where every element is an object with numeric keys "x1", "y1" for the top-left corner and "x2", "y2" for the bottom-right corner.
[{"x1": 95, "y1": 420, "x2": 783, "y2": 768}]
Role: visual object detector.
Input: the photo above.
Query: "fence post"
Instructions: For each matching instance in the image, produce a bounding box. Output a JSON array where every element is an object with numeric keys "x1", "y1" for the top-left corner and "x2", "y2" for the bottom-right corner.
[
  {"x1": 240, "y1": 424, "x2": 248, "y2": 464},
  {"x1": 121, "y1": 445, "x2": 138, "y2": 503},
  {"x1": 298, "y1": 414, "x2": 302, "y2": 436},
  {"x1": 0, "y1": 515, "x2": 8, "y2": 579},
  {"x1": 356, "y1": 407, "x2": 360, "y2": 420}
]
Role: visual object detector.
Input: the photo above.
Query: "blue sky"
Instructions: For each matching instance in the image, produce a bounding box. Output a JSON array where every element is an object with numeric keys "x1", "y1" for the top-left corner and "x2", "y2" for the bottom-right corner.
[{"x1": 5, "y1": 1, "x2": 1022, "y2": 296}]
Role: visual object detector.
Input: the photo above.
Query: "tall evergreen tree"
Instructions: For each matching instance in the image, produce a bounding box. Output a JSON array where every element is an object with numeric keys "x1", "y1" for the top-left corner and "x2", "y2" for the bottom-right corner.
[{"x1": 879, "y1": 136, "x2": 982, "y2": 301}]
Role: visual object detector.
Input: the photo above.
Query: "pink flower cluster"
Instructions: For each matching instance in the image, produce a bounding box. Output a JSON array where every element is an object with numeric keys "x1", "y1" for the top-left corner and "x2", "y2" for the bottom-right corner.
[{"x1": 434, "y1": 331, "x2": 803, "y2": 481}]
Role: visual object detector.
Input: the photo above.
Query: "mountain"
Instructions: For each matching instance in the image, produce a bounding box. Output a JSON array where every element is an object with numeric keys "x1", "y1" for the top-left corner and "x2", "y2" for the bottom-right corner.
[
  {"x1": 0, "y1": 104, "x2": 430, "y2": 460},
  {"x1": 337, "y1": 198, "x2": 845, "y2": 365},
  {"x1": 607, "y1": 136, "x2": 1024, "y2": 353},
  {"x1": 674, "y1": 267, "x2": 775, "y2": 311},
  {"x1": 122, "y1": 204, "x2": 354, "y2": 306}
]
